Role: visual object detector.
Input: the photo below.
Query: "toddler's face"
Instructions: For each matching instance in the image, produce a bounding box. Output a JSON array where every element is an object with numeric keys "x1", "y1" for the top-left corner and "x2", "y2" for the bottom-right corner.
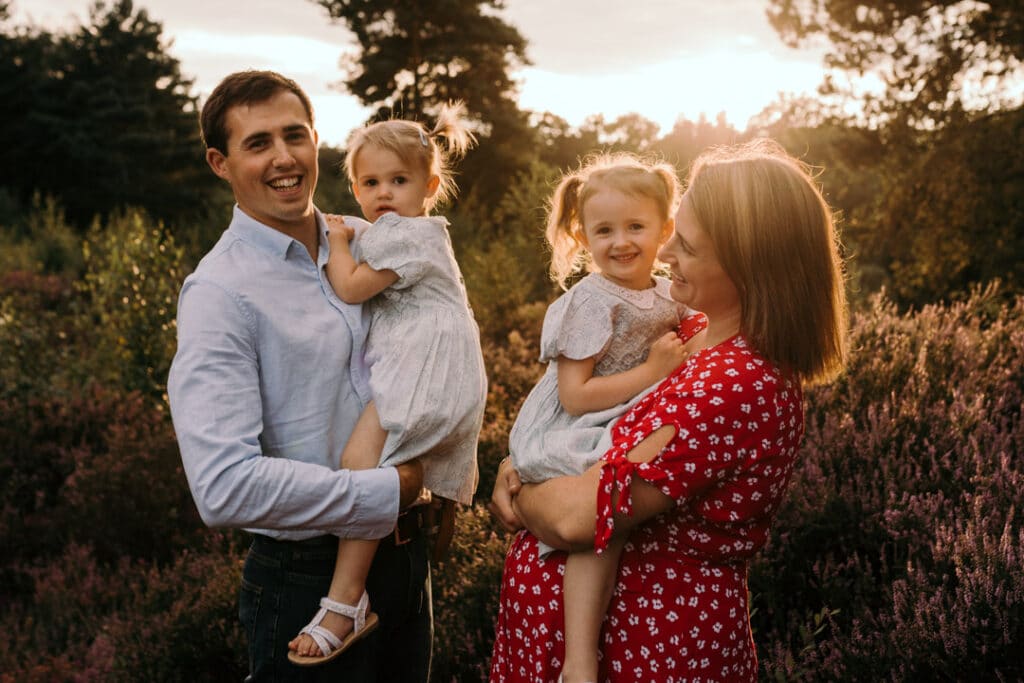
[
  {"x1": 352, "y1": 145, "x2": 438, "y2": 221},
  {"x1": 579, "y1": 188, "x2": 673, "y2": 290}
]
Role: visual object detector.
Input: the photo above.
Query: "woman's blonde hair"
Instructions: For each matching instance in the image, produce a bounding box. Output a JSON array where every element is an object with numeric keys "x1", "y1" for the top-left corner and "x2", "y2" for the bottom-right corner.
[
  {"x1": 684, "y1": 138, "x2": 848, "y2": 385},
  {"x1": 344, "y1": 101, "x2": 476, "y2": 212},
  {"x1": 546, "y1": 152, "x2": 680, "y2": 289}
]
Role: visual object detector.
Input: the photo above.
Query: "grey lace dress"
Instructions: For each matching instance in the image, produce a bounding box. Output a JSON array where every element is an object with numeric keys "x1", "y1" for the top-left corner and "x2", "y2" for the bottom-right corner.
[
  {"x1": 509, "y1": 273, "x2": 688, "y2": 484},
  {"x1": 354, "y1": 213, "x2": 486, "y2": 504}
]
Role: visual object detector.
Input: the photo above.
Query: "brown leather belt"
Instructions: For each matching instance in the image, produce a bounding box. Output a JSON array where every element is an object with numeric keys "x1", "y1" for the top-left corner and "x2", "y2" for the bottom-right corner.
[{"x1": 388, "y1": 504, "x2": 431, "y2": 546}]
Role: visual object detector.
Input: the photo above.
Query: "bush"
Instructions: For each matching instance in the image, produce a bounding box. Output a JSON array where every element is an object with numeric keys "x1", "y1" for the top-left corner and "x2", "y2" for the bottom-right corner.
[
  {"x1": 752, "y1": 285, "x2": 1024, "y2": 680},
  {"x1": 0, "y1": 383, "x2": 202, "y2": 582},
  {"x1": 431, "y1": 505, "x2": 513, "y2": 682},
  {"x1": 0, "y1": 534, "x2": 246, "y2": 683},
  {"x1": 81, "y1": 208, "x2": 186, "y2": 401}
]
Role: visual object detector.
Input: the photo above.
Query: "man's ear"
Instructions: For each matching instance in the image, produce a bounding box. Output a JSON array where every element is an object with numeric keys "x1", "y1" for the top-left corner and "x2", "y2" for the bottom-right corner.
[
  {"x1": 426, "y1": 175, "x2": 441, "y2": 198},
  {"x1": 206, "y1": 148, "x2": 230, "y2": 181}
]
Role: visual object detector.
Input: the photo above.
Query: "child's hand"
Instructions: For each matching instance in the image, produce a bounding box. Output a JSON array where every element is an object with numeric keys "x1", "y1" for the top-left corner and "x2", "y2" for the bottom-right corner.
[
  {"x1": 324, "y1": 214, "x2": 355, "y2": 242},
  {"x1": 647, "y1": 331, "x2": 690, "y2": 378}
]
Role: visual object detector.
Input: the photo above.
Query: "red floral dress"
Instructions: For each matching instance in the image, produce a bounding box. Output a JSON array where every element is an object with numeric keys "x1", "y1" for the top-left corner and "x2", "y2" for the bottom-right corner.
[{"x1": 490, "y1": 315, "x2": 804, "y2": 682}]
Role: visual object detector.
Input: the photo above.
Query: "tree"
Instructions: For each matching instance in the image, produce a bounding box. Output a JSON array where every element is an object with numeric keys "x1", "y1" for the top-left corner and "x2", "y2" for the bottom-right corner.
[
  {"x1": 0, "y1": 0, "x2": 211, "y2": 229},
  {"x1": 315, "y1": 0, "x2": 528, "y2": 122},
  {"x1": 313, "y1": 0, "x2": 533, "y2": 209},
  {"x1": 767, "y1": 0, "x2": 1024, "y2": 130}
]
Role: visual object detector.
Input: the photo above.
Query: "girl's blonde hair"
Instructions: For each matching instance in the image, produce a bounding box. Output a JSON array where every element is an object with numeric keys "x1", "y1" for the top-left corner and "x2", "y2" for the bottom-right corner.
[
  {"x1": 344, "y1": 101, "x2": 477, "y2": 212},
  {"x1": 684, "y1": 138, "x2": 848, "y2": 385},
  {"x1": 546, "y1": 152, "x2": 680, "y2": 289}
]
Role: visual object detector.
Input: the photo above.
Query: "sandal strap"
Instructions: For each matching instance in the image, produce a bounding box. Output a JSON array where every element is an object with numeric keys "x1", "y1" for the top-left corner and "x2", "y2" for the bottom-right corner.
[
  {"x1": 318, "y1": 591, "x2": 370, "y2": 633},
  {"x1": 299, "y1": 606, "x2": 344, "y2": 656}
]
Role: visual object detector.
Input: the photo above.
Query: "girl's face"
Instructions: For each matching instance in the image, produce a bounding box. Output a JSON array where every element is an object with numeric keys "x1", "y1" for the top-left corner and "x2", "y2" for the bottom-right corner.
[
  {"x1": 658, "y1": 194, "x2": 739, "y2": 317},
  {"x1": 579, "y1": 188, "x2": 673, "y2": 290},
  {"x1": 352, "y1": 145, "x2": 439, "y2": 221}
]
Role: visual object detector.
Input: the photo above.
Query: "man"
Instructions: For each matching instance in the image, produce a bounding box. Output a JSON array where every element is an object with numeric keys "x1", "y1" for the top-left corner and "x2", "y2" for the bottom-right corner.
[{"x1": 167, "y1": 70, "x2": 431, "y2": 682}]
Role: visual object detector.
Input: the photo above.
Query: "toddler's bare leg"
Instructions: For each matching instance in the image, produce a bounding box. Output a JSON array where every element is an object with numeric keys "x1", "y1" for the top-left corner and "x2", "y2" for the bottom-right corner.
[
  {"x1": 561, "y1": 535, "x2": 626, "y2": 683},
  {"x1": 289, "y1": 402, "x2": 387, "y2": 658}
]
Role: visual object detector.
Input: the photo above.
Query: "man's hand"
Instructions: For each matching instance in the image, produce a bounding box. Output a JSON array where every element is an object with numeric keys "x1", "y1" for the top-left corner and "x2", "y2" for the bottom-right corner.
[
  {"x1": 396, "y1": 460, "x2": 424, "y2": 509},
  {"x1": 487, "y1": 457, "x2": 524, "y2": 532}
]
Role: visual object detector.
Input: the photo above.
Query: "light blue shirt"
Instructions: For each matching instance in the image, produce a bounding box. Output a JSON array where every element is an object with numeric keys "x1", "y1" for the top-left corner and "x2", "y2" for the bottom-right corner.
[{"x1": 167, "y1": 206, "x2": 399, "y2": 541}]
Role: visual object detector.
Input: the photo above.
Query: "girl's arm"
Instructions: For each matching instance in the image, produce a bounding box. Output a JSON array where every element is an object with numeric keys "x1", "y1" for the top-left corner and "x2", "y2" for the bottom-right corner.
[
  {"x1": 325, "y1": 225, "x2": 398, "y2": 304},
  {"x1": 511, "y1": 425, "x2": 676, "y2": 551},
  {"x1": 557, "y1": 331, "x2": 687, "y2": 416}
]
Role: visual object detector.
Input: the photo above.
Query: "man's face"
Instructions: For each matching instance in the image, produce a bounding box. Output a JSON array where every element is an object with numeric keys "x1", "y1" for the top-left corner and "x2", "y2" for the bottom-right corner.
[{"x1": 206, "y1": 91, "x2": 319, "y2": 235}]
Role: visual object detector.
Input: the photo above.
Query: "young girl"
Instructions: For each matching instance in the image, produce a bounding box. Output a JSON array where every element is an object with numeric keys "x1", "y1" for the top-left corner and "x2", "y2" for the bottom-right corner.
[
  {"x1": 508, "y1": 153, "x2": 693, "y2": 683},
  {"x1": 288, "y1": 103, "x2": 487, "y2": 666}
]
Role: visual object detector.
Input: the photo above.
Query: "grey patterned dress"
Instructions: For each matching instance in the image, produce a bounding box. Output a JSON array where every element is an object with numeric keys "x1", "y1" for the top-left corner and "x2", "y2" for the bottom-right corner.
[
  {"x1": 509, "y1": 273, "x2": 688, "y2": 484},
  {"x1": 353, "y1": 213, "x2": 486, "y2": 504}
]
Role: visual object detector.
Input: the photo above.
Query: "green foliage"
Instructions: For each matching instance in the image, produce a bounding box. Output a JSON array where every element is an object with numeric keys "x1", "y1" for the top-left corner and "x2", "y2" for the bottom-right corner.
[
  {"x1": 313, "y1": 0, "x2": 536, "y2": 212},
  {"x1": 767, "y1": 0, "x2": 1024, "y2": 130},
  {"x1": 870, "y1": 109, "x2": 1024, "y2": 305},
  {"x1": 81, "y1": 208, "x2": 186, "y2": 401},
  {"x1": 0, "y1": 194, "x2": 85, "y2": 278},
  {"x1": 0, "y1": 0, "x2": 211, "y2": 229},
  {"x1": 315, "y1": 0, "x2": 529, "y2": 122}
]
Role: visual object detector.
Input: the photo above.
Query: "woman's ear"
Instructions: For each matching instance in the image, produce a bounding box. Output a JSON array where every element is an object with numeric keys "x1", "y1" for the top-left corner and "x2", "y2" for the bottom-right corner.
[{"x1": 660, "y1": 217, "x2": 676, "y2": 243}]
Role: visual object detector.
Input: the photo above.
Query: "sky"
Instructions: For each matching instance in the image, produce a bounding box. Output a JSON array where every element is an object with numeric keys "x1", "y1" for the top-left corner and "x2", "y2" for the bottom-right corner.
[{"x1": 9, "y1": 0, "x2": 830, "y2": 147}]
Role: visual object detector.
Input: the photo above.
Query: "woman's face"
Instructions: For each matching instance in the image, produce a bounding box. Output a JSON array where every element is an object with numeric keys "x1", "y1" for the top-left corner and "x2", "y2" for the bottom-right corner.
[{"x1": 658, "y1": 194, "x2": 740, "y2": 317}]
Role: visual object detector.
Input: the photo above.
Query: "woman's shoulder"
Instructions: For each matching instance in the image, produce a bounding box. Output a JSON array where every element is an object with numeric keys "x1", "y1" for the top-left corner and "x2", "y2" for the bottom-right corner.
[{"x1": 672, "y1": 337, "x2": 800, "y2": 400}]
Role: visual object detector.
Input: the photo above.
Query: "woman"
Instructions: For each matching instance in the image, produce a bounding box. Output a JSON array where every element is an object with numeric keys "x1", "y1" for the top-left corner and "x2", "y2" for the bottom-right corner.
[{"x1": 489, "y1": 139, "x2": 848, "y2": 683}]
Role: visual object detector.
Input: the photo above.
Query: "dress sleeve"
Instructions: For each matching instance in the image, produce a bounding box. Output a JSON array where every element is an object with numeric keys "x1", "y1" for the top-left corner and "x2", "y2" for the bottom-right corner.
[
  {"x1": 539, "y1": 284, "x2": 615, "y2": 363},
  {"x1": 358, "y1": 213, "x2": 436, "y2": 289}
]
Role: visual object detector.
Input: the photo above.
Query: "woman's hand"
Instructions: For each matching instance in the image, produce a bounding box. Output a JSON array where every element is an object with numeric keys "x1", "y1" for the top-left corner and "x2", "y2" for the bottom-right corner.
[{"x1": 488, "y1": 457, "x2": 524, "y2": 532}]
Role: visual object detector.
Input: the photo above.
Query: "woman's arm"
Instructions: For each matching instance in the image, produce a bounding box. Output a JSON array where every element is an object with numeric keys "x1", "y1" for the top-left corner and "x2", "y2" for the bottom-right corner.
[
  {"x1": 557, "y1": 332, "x2": 687, "y2": 416},
  {"x1": 325, "y1": 225, "x2": 398, "y2": 304},
  {"x1": 512, "y1": 425, "x2": 677, "y2": 551}
]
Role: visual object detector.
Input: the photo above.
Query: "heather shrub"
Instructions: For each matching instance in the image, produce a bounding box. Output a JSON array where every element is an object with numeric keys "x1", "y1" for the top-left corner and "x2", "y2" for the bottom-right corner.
[
  {"x1": 753, "y1": 285, "x2": 1024, "y2": 680},
  {"x1": 0, "y1": 534, "x2": 245, "y2": 683},
  {"x1": 0, "y1": 270, "x2": 88, "y2": 400},
  {"x1": 476, "y1": 319, "x2": 545, "y2": 500},
  {"x1": 0, "y1": 383, "x2": 201, "y2": 583},
  {"x1": 432, "y1": 504, "x2": 513, "y2": 681}
]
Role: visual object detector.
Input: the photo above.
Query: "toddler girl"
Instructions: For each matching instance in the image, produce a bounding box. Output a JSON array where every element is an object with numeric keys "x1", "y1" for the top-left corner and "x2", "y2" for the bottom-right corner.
[
  {"x1": 288, "y1": 102, "x2": 486, "y2": 666},
  {"x1": 508, "y1": 153, "x2": 692, "y2": 683}
]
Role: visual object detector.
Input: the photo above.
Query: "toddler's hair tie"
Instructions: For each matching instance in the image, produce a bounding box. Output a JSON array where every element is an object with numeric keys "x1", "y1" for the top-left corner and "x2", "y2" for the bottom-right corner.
[{"x1": 419, "y1": 129, "x2": 429, "y2": 147}]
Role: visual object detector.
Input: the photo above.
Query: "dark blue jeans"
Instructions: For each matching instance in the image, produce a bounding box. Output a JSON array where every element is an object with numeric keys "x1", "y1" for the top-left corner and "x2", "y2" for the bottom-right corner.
[{"x1": 240, "y1": 530, "x2": 432, "y2": 682}]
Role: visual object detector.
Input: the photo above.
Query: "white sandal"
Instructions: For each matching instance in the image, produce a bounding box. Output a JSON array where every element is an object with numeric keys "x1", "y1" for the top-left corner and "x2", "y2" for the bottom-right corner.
[{"x1": 287, "y1": 591, "x2": 379, "y2": 666}]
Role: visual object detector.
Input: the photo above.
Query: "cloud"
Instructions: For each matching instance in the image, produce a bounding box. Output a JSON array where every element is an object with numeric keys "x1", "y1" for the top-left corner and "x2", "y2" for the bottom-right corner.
[{"x1": 501, "y1": 0, "x2": 787, "y2": 74}]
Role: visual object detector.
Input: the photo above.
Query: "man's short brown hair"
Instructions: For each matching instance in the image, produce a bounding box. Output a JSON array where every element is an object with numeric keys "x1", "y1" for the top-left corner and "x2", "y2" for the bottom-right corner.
[{"x1": 200, "y1": 70, "x2": 314, "y2": 154}]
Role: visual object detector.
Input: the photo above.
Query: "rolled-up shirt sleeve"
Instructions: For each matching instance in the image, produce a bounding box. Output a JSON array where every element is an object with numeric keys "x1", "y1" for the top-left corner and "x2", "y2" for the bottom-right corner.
[{"x1": 168, "y1": 278, "x2": 398, "y2": 540}]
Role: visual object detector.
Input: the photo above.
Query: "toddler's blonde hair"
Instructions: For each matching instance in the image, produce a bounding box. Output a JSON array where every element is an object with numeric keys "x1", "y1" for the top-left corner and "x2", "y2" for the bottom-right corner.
[{"x1": 344, "y1": 101, "x2": 476, "y2": 212}]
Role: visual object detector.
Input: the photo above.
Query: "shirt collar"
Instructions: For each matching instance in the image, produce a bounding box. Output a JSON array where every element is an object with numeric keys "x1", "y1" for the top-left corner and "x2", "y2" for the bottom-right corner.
[{"x1": 228, "y1": 205, "x2": 325, "y2": 261}]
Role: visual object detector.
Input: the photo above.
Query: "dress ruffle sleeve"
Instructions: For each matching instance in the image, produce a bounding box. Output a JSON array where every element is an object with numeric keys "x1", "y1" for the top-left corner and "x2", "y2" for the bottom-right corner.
[
  {"x1": 538, "y1": 285, "x2": 615, "y2": 363},
  {"x1": 359, "y1": 213, "x2": 447, "y2": 290}
]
